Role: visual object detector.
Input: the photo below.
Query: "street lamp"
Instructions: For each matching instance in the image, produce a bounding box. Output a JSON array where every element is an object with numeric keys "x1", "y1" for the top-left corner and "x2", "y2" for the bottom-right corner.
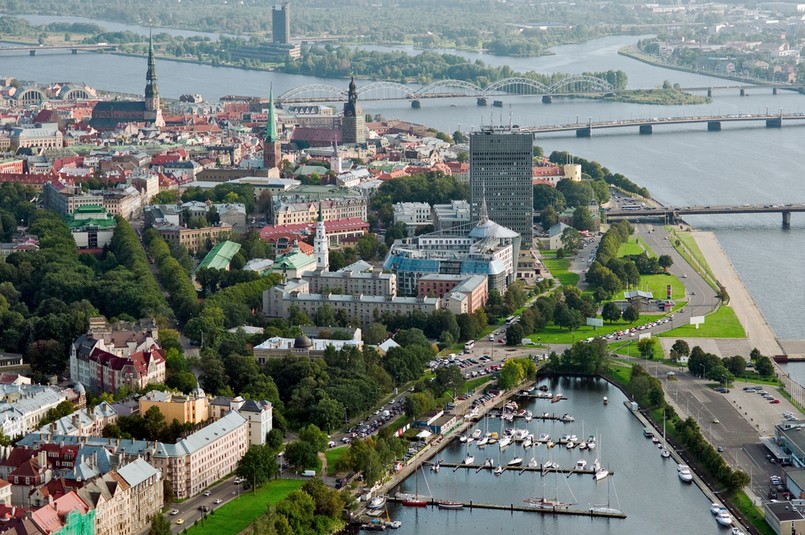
[{"x1": 700, "y1": 363, "x2": 707, "y2": 380}]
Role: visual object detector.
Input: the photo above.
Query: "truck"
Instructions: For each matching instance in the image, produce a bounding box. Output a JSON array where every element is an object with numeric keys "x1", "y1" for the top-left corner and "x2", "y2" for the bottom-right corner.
[{"x1": 302, "y1": 470, "x2": 316, "y2": 477}]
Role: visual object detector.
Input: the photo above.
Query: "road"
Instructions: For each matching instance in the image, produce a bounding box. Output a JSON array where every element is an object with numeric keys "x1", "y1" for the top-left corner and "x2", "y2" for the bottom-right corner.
[
  {"x1": 644, "y1": 357, "x2": 786, "y2": 504},
  {"x1": 142, "y1": 475, "x2": 243, "y2": 535}
]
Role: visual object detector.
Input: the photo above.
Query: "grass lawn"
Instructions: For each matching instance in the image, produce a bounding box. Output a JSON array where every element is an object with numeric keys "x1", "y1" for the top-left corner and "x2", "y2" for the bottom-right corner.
[
  {"x1": 542, "y1": 254, "x2": 579, "y2": 287},
  {"x1": 658, "y1": 305, "x2": 746, "y2": 338},
  {"x1": 623, "y1": 273, "x2": 686, "y2": 301},
  {"x1": 617, "y1": 238, "x2": 644, "y2": 257},
  {"x1": 732, "y1": 491, "x2": 777, "y2": 535},
  {"x1": 528, "y1": 319, "x2": 641, "y2": 345},
  {"x1": 462, "y1": 376, "x2": 492, "y2": 394},
  {"x1": 605, "y1": 360, "x2": 632, "y2": 385},
  {"x1": 666, "y1": 228, "x2": 719, "y2": 289},
  {"x1": 184, "y1": 479, "x2": 305, "y2": 535},
  {"x1": 325, "y1": 446, "x2": 349, "y2": 477},
  {"x1": 611, "y1": 339, "x2": 664, "y2": 360}
]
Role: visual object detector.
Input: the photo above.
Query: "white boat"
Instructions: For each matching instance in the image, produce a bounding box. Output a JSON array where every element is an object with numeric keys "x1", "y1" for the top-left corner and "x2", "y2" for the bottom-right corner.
[
  {"x1": 560, "y1": 414, "x2": 575, "y2": 422},
  {"x1": 678, "y1": 465, "x2": 693, "y2": 483},
  {"x1": 569, "y1": 434, "x2": 578, "y2": 443},
  {"x1": 525, "y1": 497, "x2": 571, "y2": 509},
  {"x1": 431, "y1": 462, "x2": 440, "y2": 473},
  {"x1": 716, "y1": 511, "x2": 733, "y2": 526},
  {"x1": 525, "y1": 411, "x2": 533, "y2": 422},
  {"x1": 528, "y1": 457, "x2": 539, "y2": 468},
  {"x1": 463, "y1": 455, "x2": 475, "y2": 465},
  {"x1": 368, "y1": 495, "x2": 387, "y2": 509},
  {"x1": 459, "y1": 435, "x2": 467, "y2": 443},
  {"x1": 472, "y1": 429, "x2": 482, "y2": 439},
  {"x1": 661, "y1": 448, "x2": 671, "y2": 458},
  {"x1": 575, "y1": 459, "x2": 587, "y2": 470},
  {"x1": 498, "y1": 436, "x2": 512, "y2": 449},
  {"x1": 483, "y1": 457, "x2": 494, "y2": 467},
  {"x1": 594, "y1": 467, "x2": 609, "y2": 481},
  {"x1": 578, "y1": 441, "x2": 587, "y2": 450},
  {"x1": 477, "y1": 436, "x2": 489, "y2": 447},
  {"x1": 731, "y1": 528, "x2": 746, "y2": 535},
  {"x1": 513, "y1": 429, "x2": 528, "y2": 442},
  {"x1": 507, "y1": 457, "x2": 524, "y2": 467},
  {"x1": 386, "y1": 520, "x2": 402, "y2": 529},
  {"x1": 466, "y1": 437, "x2": 475, "y2": 444},
  {"x1": 538, "y1": 433, "x2": 551, "y2": 443},
  {"x1": 542, "y1": 461, "x2": 559, "y2": 470},
  {"x1": 523, "y1": 435, "x2": 533, "y2": 449},
  {"x1": 566, "y1": 440, "x2": 576, "y2": 449},
  {"x1": 603, "y1": 396, "x2": 608, "y2": 405},
  {"x1": 494, "y1": 465, "x2": 504, "y2": 475},
  {"x1": 586, "y1": 435, "x2": 596, "y2": 450},
  {"x1": 710, "y1": 503, "x2": 725, "y2": 515}
]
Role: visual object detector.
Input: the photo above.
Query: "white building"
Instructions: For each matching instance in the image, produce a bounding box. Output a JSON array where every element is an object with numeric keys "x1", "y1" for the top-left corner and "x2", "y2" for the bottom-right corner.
[{"x1": 393, "y1": 202, "x2": 433, "y2": 231}]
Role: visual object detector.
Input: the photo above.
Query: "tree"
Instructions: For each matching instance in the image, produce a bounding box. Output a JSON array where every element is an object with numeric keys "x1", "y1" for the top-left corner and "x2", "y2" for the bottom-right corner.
[
  {"x1": 298, "y1": 424, "x2": 328, "y2": 452},
  {"x1": 149, "y1": 514, "x2": 172, "y2": 535},
  {"x1": 506, "y1": 323, "x2": 524, "y2": 346},
  {"x1": 622, "y1": 305, "x2": 640, "y2": 323},
  {"x1": 284, "y1": 440, "x2": 319, "y2": 472},
  {"x1": 433, "y1": 365, "x2": 465, "y2": 398},
  {"x1": 560, "y1": 227, "x2": 583, "y2": 253},
  {"x1": 658, "y1": 255, "x2": 673, "y2": 270},
  {"x1": 724, "y1": 355, "x2": 746, "y2": 377},
  {"x1": 637, "y1": 337, "x2": 657, "y2": 360},
  {"x1": 670, "y1": 339, "x2": 690, "y2": 362},
  {"x1": 601, "y1": 302, "x2": 621, "y2": 323},
  {"x1": 498, "y1": 359, "x2": 525, "y2": 389},
  {"x1": 572, "y1": 206, "x2": 595, "y2": 232},
  {"x1": 266, "y1": 428, "x2": 285, "y2": 452},
  {"x1": 749, "y1": 348, "x2": 762, "y2": 361},
  {"x1": 755, "y1": 355, "x2": 775, "y2": 377},
  {"x1": 312, "y1": 397, "x2": 345, "y2": 433},
  {"x1": 540, "y1": 206, "x2": 558, "y2": 231},
  {"x1": 236, "y1": 444, "x2": 280, "y2": 488}
]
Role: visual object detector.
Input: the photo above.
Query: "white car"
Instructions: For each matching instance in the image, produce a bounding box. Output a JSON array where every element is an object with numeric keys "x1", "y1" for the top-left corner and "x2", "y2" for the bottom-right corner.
[
  {"x1": 203, "y1": 491, "x2": 211, "y2": 497},
  {"x1": 213, "y1": 499, "x2": 223, "y2": 505},
  {"x1": 169, "y1": 509, "x2": 179, "y2": 515}
]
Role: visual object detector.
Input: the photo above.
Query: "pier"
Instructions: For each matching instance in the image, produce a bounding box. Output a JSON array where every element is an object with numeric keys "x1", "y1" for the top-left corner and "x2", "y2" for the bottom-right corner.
[
  {"x1": 429, "y1": 462, "x2": 614, "y2": 477},
  {"x1": 385, "y1": 496, "x2": 627, "y2": 519}
]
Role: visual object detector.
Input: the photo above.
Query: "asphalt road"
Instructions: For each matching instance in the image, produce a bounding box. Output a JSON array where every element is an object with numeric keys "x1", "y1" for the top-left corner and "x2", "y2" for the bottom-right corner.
[
  {"x1": 646, "y1": 359, "x2": 784, "y2": 503},
  {"x1": 159, "y1": 476, "x2": 244, "y2": 535}
]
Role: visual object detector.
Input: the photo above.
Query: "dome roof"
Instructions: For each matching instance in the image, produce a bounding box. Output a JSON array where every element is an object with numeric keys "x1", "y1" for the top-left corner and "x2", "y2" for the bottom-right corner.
[
  {"x1": 294, "y1": 334, "x2": 313, "y2": 349},
  {"x1": 74, "y1": 382, "x2": 86, "y2": 394},
  {"x1": 469, "y1": 218, "x2": 519, "y2": 240}
]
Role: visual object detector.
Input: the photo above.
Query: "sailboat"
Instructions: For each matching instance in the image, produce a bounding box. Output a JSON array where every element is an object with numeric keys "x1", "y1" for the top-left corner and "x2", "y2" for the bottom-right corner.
[
  {"x1": 400, "y1": 465, "x2": 431, "y2": 507},
  {"x1": 438, "y1": 471, "x2": 464, "y2": 510},
  {"x1": 590, "y1": 469, "x2": 623, "y2": 515},
  {"x1": 660, "y1": 410, "x2": 671, "y2": 459},
  {"x1": 593, "y1": 436, "x2": 609, "y2": 481},
  {"x1": 526, "y1": 458, "x2": 577, "y2": 509}
]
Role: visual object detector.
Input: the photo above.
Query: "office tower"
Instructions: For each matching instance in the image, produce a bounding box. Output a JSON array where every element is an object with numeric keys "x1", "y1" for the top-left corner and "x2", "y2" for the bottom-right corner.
[
  {"x1": 272, "y1": 3, "x2": 291, "y2": 44},
  {"x1": 469, "y1": 128, "x2": 534, "y2": 249}
]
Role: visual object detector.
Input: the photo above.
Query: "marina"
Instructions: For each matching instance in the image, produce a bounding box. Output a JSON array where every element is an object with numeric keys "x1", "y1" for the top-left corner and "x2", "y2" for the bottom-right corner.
[{"x1": 382, "y1": 376, "x2": 727, "y2": 534}]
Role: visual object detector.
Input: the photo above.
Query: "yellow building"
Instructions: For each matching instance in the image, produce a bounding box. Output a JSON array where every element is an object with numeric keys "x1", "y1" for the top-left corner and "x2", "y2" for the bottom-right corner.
[{"x1": 138, "y1": 389, "x2": 209, "y2": 424}]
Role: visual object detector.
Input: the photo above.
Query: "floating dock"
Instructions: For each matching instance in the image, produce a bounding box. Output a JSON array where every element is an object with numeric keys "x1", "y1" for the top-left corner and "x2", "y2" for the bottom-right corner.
[
  {"x1": 385, "y1": 496, "x2": 626, "y2": 519},
  {"x1": 431, "y1": 462, "x2": 614, "y2": 476}
]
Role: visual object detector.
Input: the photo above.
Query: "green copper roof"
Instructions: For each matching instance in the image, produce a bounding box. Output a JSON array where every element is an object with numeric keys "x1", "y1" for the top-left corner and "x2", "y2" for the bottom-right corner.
[
  {"x1": 274, "y1": 250, "x2": 315, "y2": 270},
  {"x1": 197, "y1": 240, "x2": 242, "y2": 271},
  {"x1": 265, "y1": 84, "x2": 279, "y2": 143}
]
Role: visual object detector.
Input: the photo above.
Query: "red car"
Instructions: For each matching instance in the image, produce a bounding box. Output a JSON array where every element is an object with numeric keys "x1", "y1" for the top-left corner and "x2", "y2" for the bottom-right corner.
[{"x1": 770, "y1": 399, "x2": 781, "y2": 404}]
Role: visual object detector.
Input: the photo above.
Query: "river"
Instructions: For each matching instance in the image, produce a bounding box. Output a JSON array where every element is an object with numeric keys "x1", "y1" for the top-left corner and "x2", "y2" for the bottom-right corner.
[
  {"x1": 2, "y1": 21, "x2": 805, "y2": 374},
  {"x1": 387, "y1": 377, "x2": 720, "y2": 535}
]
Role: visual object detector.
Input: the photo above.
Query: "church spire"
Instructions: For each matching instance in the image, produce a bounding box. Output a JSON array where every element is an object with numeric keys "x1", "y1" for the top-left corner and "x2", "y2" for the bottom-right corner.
[
  {"x1": 318, "y1": 200, "x2": 323, "y2": 222},
  {"x1": 263, "y1": 82, "x2": 282, "y2": 169},
  {"x1": 314, "y1": 201, "x2": 329, "y2": 271},
  {"x1": 265, "y1": 83, "x2": 279, "y2": 143},
  {"x1": 144, "y1": 28, "x2": 160, "y2": 113}
]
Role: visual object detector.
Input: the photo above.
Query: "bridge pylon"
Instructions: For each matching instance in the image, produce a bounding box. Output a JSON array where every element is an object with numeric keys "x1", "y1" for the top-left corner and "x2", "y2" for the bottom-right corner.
[{"x1": 783, "y1": 211, "x2": 791, "y2": 229}]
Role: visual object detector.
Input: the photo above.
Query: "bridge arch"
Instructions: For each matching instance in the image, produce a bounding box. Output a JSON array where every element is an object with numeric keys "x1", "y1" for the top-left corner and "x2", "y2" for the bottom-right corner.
[
  {"x1": 357, "y1": 81, "x2": 417, "y2": 100},
  {"x1": 277, "y1": 84, "x2": 346, "y2": 104},
  {"x1": 548, "y1": 75, "x2": 614, "y2": 95},
  {"x1": 16, "y1": 87, "x2": 46, "y2": 106},
  {"x1": 485, "y1": 77, "x2": 550, "y2": 96},
  {"x1": 416, "y1": 79, "x2": 482, "y2": 98}
]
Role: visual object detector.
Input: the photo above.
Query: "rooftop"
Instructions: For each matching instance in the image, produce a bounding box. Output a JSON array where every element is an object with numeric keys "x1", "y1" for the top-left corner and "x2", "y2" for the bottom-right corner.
[{"x1": 197, "y1": 240, "x2": 242, "y2": 271}]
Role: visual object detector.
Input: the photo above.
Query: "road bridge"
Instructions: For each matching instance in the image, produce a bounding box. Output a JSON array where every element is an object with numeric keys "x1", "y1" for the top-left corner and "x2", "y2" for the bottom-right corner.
[
  {"x1": 607, "y1": 203, "x2": 805, "y2": 228},
  {"x1": 522, "y1": 112, "x2": 805, "y2": 137},
  {"x1": 0, "y1": 44, "x2": 117, "y2": 55}
]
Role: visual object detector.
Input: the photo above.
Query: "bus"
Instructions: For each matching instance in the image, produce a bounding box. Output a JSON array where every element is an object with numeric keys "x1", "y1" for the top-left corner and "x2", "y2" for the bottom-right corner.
[
  {"x1": 506, "y1": 316, "x2": 519, "y2": 325},
  {"x1": 464, "y1": 340, "x2": 475, "y2": 353}
]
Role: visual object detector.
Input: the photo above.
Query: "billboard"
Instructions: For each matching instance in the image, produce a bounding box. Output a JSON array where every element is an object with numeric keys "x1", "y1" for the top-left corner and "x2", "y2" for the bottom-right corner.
[
  {"x1": 586, "y1": 317, "x2": 604, "y2": 327},
  {"x1": 638, "y1": 332, "x2": 652, "y2": 341},
  {"x1": 689, "y1": 316, "x2": 705, "y2": 329}
]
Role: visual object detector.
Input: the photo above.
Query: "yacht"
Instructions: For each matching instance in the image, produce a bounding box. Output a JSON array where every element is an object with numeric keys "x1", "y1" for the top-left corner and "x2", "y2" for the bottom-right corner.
[
  {"x1": 575, "y1": 459, "x2": 588, "y2": 470},
  {"x1": 463, "y1": 455, "x2": 475, "y2": 465},
  {"x1": 507, "y1": 457, "x2": 524, "y2": 467},
  {"x1": 477, "y1": 436, "x2": 489, "y2": 448},
  {"x1": 494, "y1": 465, "x2": 504, "y2": 476},
  {"x1": 710, "y1": 503, "x2": 725, "y2": 515},
  {"x1": 538, "y1": 433, "x2": 551, "y2": 443},
  {"x1": 513, "y1": 429, "x2": 529, "y2": 442},
  {"x1": 368, "y1": 495, "x2": 387, "y2": 509},
  {"x1": 566, "y1": 440, "x2": 576, "y2": 449},
  {"x1": 483, "y1": 458, "x2": 495, "y2": 467},
  {"x1": 498, "y1": 436, "x2": 512, "y2": 449},
  {"x1": 716, "y1": 511, "x2": 733, "y2": 527},
  {"x1": 678, "y1": 465, "x2": 693, "y2": 483},
  {"x1": 437, "y1": 500, "x2": 464, "y2": 510},
  {"x1": 459, "y1": 435, "x2": 467, "y2": 443},
  {"x1": 528, "y1": 457, "x2": 539, "y2": 468},
  {"x1": 560, "y1": 414, "x2": 575, "y2": 422},
  {"x1": 661, "y1": 448, "x2": 671, "y2": 458},
  {"x1": 586, "y1": 436, "x2": 597, "y2": 450},
  {"x1": 523, "y1": 435, "x2": 533, "y2": 449},
  {"x1": 542, "y1": 460, "x2": 560, "y2": 471},
  {"x1": 472, "y1": 429, "x2": 482, "y2": 439}
]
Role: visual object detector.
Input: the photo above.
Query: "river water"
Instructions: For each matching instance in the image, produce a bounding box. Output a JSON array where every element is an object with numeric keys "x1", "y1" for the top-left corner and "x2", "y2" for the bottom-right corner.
[
  {"x1": 3, "y1": 21, "x2": 805, "y2": 372},
  {"x1": 389, "y1": 378, "x2": 719, "y2": 535}
]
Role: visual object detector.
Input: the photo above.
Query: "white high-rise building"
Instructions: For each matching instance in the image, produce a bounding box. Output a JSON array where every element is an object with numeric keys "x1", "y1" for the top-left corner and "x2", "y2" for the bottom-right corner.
[{"x1": 313, "y1": 202, "x2": 329, "y2": 271}]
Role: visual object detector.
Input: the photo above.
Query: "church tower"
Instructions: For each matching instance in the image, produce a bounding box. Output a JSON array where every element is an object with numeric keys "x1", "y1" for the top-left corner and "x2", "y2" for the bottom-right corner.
[
  {"x1": 341, "y1": 77, "x2": 365, "y2": 144},
  {"x1": 264, "y1": 84, "x2": 282, "y2": 170},
  {"x1": 313, "y1": 202, "x2": 329, "y2": 271},
  {"x1": 144, "y1": 30, "x2": 164, "y2": 126}
]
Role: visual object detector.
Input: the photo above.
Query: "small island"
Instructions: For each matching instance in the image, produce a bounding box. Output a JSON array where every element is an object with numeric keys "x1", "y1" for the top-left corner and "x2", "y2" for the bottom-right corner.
[{"x1": 603, "y1": 86, "x2": 711, "y2": 105}]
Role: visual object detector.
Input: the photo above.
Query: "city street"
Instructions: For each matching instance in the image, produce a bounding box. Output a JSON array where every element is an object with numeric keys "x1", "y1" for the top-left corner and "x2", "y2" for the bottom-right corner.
[{"x1": 152, "y1": 476, "x2": 243, "y2": 535}]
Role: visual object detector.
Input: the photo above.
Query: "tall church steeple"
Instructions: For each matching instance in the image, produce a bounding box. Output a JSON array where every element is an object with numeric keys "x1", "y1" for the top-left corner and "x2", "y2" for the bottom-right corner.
[
  {"x1": 264, "y1": 83, "x2": 282, "y2": 170},
  {"x1": 144, "y1": 29, "x2": 160, "y2": 113},
  {"x1": 313, "y1": 201, "x2": 329, "y2": 271}
]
